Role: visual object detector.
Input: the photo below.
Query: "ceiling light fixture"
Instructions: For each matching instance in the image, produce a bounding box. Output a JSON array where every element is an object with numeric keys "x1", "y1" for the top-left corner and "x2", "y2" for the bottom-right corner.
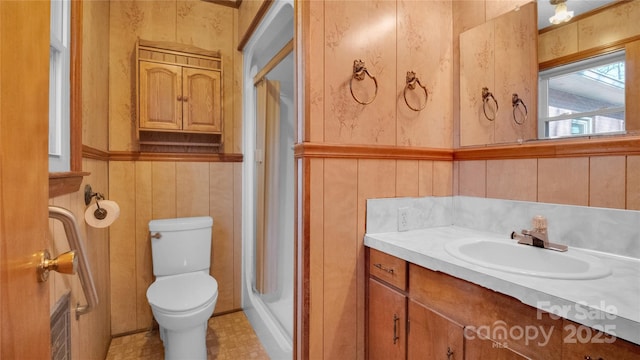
[{"x1": 549, "y1": 0, "x2": 574, "y2": 24}]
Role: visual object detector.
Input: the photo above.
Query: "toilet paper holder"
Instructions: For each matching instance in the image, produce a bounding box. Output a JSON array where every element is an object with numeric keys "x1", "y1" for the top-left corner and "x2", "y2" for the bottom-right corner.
[{"x1": 84, "y1": 184, "x2": 108, "y2": 220}]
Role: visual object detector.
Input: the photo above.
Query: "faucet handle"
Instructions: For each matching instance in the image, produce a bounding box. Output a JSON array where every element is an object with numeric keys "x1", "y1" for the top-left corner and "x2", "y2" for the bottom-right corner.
[{"x1": 532, "y1": 215, "x2": 547, "y2": 232}]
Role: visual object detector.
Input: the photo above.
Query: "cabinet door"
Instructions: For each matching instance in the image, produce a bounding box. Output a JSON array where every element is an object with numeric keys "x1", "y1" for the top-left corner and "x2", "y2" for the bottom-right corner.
[
  {"x1": 408, "y1": 299, "x2": 463, "y2": 360},
  {"x1": 465, "y1": 328, "x2": 530, "y2": 360},
  {"x1": 562, "y1": 320, "x2": 640, "y2": 360},
  {"x1": 139, "y1": 61, "x2": 182, "y2": 130},
  {"x1": 369, "y1": 278, "x2": 406, "y2": 360},
  {"x1": 182, "y1": 67, "x2": 222, "y2": 132}
]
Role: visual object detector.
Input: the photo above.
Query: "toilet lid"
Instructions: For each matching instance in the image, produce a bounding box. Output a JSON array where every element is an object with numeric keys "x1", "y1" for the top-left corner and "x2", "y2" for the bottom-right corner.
[{"x1": 147, "y1": 272, "x2": 218, "y2": 312}]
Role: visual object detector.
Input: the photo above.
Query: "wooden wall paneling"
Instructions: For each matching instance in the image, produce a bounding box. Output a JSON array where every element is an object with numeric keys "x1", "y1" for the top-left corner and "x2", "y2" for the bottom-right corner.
[
  {"x1": 176, "y1": 162, "x2": 210, "y2": 217},
  {"x1": 626, "y1": 40, "x2": 640, "y2": 132},
  {"x1": 396, "y1": 0, "x2": 452, "y2": 149},
  {"x1": 308, "y1": 158, "x2": 324, "y2": 359},
  {"x1": 151, "y1": 162, "x2": 177, "y2": 220},
  {"x1": 537, "y1": 23, "x2": 578, "y2": 63},
  {"x1": 577, "y1": 1, "x2": 640, "y2": 52},
  {"x1": 589, "y1": 156, "x2": 626, "y2": 209},
  {"x1": 458, "y1": 160, "x2": 487, "y2": 197},
  {"x1": 209, "y1": 163, "x2": 235, "y2": 313},
  {"x1": 322, "y1": 159, "x2": 358, "y2": 359},
  {"x1": 628, "y1": 156, "x2": 640, "y2": 210},
  {"x1": 486, "y1": 159, "x2": 537, "y2": 201},
  {"x1": 357, "y1": 159, "x2": 396, "y2": 359},
  {"x1": 82, "y1": 158, "x2": 112, "y2": 359},
  {"x1": 232, "y1": 10, "x2": 242, "y2": 153},
  {"x1": 537, "y1": 157, "x2": 589, "y2": 206},
  {"x1": 233, "y1": 163, "x2": 242, "y2": 308},
  {"x1": 109, "y1": 161, "x2": 138, "y2": 334},
  {"x1": 459, "y1": 18, "x2": 495, "y2": 146},
  {"x1": 176, "y1": 1, "x2": 235, "y2": 150},
  {"x1": 433, "y1": 161, "x2": 453, "y2": 196},
  {"x1": 485, "y1": 0, "x2": 531, "y2": 21},
  {"x1": 305, "y1": 0, "x2": 324, "y2": 143},
  {"x1": 82, "y1": 0, "x2": 110, "y2": 152},
  {"x1": 418, "y1": 160, "x2": 434, "y2": 197},
  {"x1": 396, "y1": 160, "x2": 419, "y2": 197},
  {"x1": 134, "y1": 161, "x2": 153, "y2": 329},
  {"x1": 323, "y1": 1, "x2": 396, "y2": 146},
  {"x1": 493, "y1": 2, "x2": 537, "y2": 144}
]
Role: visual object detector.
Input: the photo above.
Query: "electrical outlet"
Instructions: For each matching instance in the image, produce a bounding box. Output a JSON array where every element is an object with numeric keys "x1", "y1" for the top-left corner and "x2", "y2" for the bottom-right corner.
[{"x1": 398, "y1": 207, "x2": 410, "y2": 232}]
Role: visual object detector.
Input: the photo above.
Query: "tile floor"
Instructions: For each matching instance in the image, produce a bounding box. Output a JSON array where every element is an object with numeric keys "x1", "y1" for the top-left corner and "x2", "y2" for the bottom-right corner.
[{"x1": 105, "y1": 311, "x2": 270, "y2": 360}]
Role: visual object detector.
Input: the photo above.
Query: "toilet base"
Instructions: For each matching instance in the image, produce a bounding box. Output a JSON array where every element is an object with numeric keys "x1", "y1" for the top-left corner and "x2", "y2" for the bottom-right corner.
[{"x1": 160, "y1": 323, "x2": 208, "y2": 360}]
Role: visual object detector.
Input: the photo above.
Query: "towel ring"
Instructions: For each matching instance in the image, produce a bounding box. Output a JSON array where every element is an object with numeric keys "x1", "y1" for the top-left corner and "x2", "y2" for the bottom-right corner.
[
  {"x1": 512, "y1": 93, "x2": 527, "y2": 125},
  {"x1": 349, "y1": 59, "x2": 378, "y2": 105},
  {"x1": 403, "y1": 71, "x2": 428, "y2": 111},
  {"x1": 482, "y1": 87, "x2": 498, "y2": 121}
]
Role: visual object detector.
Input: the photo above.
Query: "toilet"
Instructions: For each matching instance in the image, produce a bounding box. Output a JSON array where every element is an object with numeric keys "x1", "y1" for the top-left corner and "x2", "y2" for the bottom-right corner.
[{"x1": 146, "y1": 216, "x2": 218, "y2": 360}]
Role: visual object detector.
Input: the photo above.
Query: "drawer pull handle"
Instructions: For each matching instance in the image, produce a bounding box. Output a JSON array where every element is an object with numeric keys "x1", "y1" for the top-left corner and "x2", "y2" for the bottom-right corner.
[
  {"x1": 373, "y1": 263, "x2": 394, "y2": 274},
  {"x1": 584, "y1": 357, "x2": 604, "y2": 360},
  {"x1": 393, "y1": 314, "x2": 400, "y2": 344},
  {"x1": 447, "y1": 346, "x2": 454, "y2": 359}
]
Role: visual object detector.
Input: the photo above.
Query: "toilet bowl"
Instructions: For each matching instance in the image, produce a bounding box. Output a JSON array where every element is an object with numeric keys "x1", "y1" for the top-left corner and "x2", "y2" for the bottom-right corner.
[{"x1": 146, "y1": 216, "x2": 217, "y2": 360}]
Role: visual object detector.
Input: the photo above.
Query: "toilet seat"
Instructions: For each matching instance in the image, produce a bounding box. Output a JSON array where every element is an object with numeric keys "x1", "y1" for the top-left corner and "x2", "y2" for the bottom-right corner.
[{"x1": 147, "y1": 272, "x2": 218, "y2": 313}]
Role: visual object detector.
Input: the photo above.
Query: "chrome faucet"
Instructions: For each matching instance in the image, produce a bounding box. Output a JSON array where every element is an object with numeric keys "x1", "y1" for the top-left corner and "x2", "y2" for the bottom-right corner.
[{"x1": 510, "y1": 215, "x2": 568, "y2": 252}]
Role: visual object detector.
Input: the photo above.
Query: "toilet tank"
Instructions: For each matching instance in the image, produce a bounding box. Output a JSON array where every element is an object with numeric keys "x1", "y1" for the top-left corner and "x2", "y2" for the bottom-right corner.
[{"x1": 148, "y1": 216, "x2": 214, "y2": 276}]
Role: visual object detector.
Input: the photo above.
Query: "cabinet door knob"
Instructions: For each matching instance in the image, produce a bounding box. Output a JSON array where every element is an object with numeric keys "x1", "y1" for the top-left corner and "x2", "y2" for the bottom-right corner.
[
  {"x1": 177, "y1": 95, "x2": 183, "y2": 101},
  {"x1": 183, "y1": 96, "x2": 188, "y2": 102},
  {"x1": 447, "y1": 347, "x2": 454, "y2": 359}
]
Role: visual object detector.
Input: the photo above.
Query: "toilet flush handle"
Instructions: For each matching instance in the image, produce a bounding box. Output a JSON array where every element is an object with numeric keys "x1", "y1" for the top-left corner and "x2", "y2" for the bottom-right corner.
[{"x1": 150, "y1": 232, "x2": 161, "y2": 239}]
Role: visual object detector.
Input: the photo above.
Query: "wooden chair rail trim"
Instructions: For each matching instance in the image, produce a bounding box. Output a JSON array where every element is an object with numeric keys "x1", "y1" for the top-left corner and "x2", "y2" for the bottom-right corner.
[
  {"x1": 454, "y1": 135, "x2": 640, "y2": 161},
  {"x1": 107, "y1": 150, "x2": 243, "y2": 162},
  {"x1": 294, "y1": 142, "x2": 454, "y2": 161}
]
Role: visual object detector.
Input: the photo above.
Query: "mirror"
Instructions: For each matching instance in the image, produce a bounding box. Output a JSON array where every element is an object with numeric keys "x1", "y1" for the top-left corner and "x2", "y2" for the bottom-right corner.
[
  {"x1": 459, "y1": 2, "x2": 537, "y2": 147},
  {"x1": 459, "y1": 0, "x2": 638, "y2": 147}
]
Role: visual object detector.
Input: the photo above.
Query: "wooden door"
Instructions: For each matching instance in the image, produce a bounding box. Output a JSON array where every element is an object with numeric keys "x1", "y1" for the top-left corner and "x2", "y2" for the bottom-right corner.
[
  {"x1": 408, "y1": 299, "x2": 463, "y2": 360},
  {"x1": 368, "y1": 278, "x2": 406, "y2": 360},
  {"x1": 0, "y1": 1, "x2": 52, "y2": 358},
  {"x1": 139, "y1": 61, "x2": 182, "y2": 130},
  {"x1": 182, "y1": 67, "x2": 222, "y2": 133}
]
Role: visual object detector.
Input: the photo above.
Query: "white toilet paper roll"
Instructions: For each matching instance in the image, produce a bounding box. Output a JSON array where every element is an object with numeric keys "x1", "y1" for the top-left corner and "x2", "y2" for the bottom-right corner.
[{"x1": 85, "y1": 200, "x2": 120, "y2": 228}]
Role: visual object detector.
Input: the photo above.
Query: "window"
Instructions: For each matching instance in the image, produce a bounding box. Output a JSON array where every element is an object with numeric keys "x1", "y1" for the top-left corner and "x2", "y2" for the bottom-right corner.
[
  {"x1": 538, "y1": 51, "x2": 625, "y2": 139},
  {"x1": 49, "y1": 0, "x2": 70, "y2": 172}
]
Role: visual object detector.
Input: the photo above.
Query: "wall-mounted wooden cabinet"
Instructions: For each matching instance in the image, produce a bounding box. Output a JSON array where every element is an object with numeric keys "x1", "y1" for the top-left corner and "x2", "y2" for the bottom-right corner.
[{"x1": 136, "y1": 40, "x2": 223, "y2": 151}]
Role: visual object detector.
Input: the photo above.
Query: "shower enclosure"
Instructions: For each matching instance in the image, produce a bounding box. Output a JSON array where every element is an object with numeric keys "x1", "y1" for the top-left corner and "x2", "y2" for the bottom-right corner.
[{"x1": 242, "y1": 1, "x2": 294, "y2": 358}]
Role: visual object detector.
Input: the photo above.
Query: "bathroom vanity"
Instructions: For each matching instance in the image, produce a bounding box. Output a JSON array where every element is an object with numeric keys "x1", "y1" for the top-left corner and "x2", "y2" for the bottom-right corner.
[{"x1": 364, "y1": 197, "x2": 640, "y2": 359}]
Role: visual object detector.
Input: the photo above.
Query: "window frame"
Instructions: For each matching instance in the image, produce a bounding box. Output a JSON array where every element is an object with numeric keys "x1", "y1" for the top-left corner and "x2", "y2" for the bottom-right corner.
[
  {"x1": 538, "y1": 50, "x2": 626, "y2": 139},
  {"x1": 49, "y1": 0, "x2": 71, "y2": 172}
]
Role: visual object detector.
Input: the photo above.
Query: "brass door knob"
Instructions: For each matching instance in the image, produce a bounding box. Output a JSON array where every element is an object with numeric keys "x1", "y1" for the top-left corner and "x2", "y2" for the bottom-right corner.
[{"x1": 37, "y1": 249, "x2": 77, "y2": 282}]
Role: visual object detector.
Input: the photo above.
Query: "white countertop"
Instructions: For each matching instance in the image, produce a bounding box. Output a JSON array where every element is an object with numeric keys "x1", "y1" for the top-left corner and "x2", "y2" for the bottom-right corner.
[{"x1": 364, "y1": 226, "x2": 640, "y2": 345}]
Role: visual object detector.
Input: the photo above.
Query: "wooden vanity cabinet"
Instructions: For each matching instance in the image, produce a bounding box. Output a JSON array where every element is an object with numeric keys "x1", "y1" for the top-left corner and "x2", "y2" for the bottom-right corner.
[
  {"x1": 369, "y1": 278, "x2": 407, "y2": 360},
  {"x1": 136, "y1": 40, "x2": 223, "y2": 150},
  {"x1": 367, "y1": 249, "x2": 408, "y2": 360},
  {"x1": 407, "y1": 299, "x2": 464, "y2": 360},
  {"x1": 561, "y1": 319, "x2": 640, "y2": 360}
]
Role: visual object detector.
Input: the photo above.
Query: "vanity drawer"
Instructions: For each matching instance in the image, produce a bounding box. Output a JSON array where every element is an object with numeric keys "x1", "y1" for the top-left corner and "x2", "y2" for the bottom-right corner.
[{"x1": 369, "y1": 248, "x2": 407, "y2": 291}]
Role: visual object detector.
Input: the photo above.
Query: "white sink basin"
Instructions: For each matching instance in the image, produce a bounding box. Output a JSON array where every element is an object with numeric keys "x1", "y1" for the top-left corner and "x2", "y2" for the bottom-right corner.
[{"x1": 445, "y1": 237, "x2": 612, "y2": 280}]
